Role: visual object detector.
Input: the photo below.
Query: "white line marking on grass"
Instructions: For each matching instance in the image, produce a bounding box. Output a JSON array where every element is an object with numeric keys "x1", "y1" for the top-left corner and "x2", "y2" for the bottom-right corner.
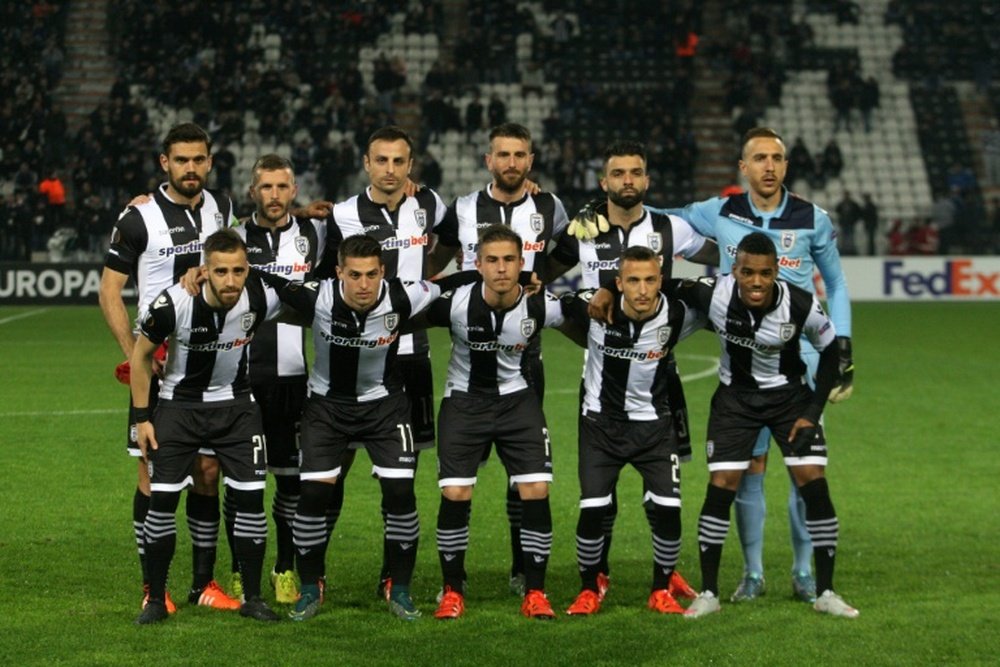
[
  {"x1": 2, "y1": 408, "x2": 120, "y2": 418},
  {"x1": 547, "y1": 353, "x2": 719, "y2": 394},
  {"x1": 0, "y1": 309, "x2": 49, "y2": 325}
]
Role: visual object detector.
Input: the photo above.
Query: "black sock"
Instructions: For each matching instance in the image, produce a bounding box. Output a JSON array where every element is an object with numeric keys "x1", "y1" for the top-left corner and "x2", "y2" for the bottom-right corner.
[
  {"x1": 506, "y1": 483, "x2": 523, "y2": 577},
  {"x1": 272, "y1": 474, "x2": 299, "y2": 573},
  {"x1": 380, "y1": 478, "x2": 419, "y2": 588},
  {"x1": 520, "y1": 497, "x2": 553, "y2": 593},
  {"x1": 231, "y1": 488, "x2": 267, "y2": 600},
  {"x1": 697, "y1": 484, "x2": 736, "y2": 596},
  {"x1": 223, "y1": 489, "x2": 239, "y2": 574},
  {"x1": 293, "y1": 481, "x2": 335, "y2": 586},
  {"x1": 651, "y1": 504, "x2": 681, "y2": 591},
  {"x1": 598, "y1": 486, "x2": 618, "y2": 575},
  {"x1": 436, "y1": 496, "x2": 471, "y2": 593},
  {"x1": 144, "y1": 491, "x2": 181, "y2": 601},
  {"x1": 318, "y1": 478, "x2": 345, "y2": 565},
  {"x1": 575, "y1": 506, "x2": 605, "y2": 592},
  {"x1": 186, "y1": 491, "x2": 219, "y2": 591},
  {"x1": 133, "y1": 489, "x2": 150, "y2": 585},
  {"x1": 799, "y1": 477, "x2": 839, "y2": 594}
]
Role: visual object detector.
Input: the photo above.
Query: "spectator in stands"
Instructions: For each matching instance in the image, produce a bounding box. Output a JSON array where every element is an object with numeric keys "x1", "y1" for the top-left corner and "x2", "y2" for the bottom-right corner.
[
  {"x1": 14, "y1": 162, "x2": 38, "y2": 196},
  {"x1": 419, "y1": 151, "x2": 442, "y2": 191},
  {"x1": 945, "y1": 163, "x2": 977, "y2": 195},
  {"x1": 886, "y1": 219, "x2": 908, "y2": 255},
  {"x1": 822, "y1": 138, "x2": 844, "y2": 179},
  {"x1": 909, "y1": 218, "x2": 940, "y2": 255},
  {"x1": 858, "y1": 76, "x2": 880, "y2": 133},
  {"x1": 831, "y1": 73, "x2": 854, "y2": 133},
  {"x1": 861, "y1": 193, "x2": 880, "y2": 255},
  {"x1": 835, "y1": 190, "x2": 862, "y2": 255},
  {"x1": 787, "y1": 138, "x2": 815, "y2": 190},
  {"x1": 521, "y1": 61, "x2": 544, "y2": 97},
  {"x1": 38, "y1": 167, "x2": 66, "y2": 231},
  {"x1": 488, "y1": 94, "x2": 507, "y2": 128},
  {"x1": 213, "y1": 143, "x2": 236, "y2": 196},
  {"x1": 981, "y1": 119, "x2": 1000, "y2": 187},
  {"x1": 550, "y1": 11, "x2": 573, "y2": 54},
  {"x1": 465, "y1": 92, "x2": 484, "y2": 144}
]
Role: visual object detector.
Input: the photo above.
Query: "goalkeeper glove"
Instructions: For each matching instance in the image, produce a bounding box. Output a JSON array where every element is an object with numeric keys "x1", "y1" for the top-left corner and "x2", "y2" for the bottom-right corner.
[
  {"x1": 566, "y1": 199, "x2": 610, "y2": 241},
  {"x1": 827, "y1": 336, "x2": 854, "y2": 403}
]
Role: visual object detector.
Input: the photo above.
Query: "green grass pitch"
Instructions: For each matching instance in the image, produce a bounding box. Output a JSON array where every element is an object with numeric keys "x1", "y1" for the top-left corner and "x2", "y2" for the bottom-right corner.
[{"x1": 0, "y1": 302, "x2": 997, "y2": 666}]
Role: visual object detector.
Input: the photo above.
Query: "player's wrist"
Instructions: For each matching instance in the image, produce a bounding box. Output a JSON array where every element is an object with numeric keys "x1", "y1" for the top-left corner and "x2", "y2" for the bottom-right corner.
[{"x1": 134, "y1": 407, "x2": 151, "y2": 423}]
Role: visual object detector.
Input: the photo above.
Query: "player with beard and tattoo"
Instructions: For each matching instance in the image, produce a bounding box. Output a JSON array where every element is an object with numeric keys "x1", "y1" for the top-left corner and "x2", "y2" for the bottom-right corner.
[
  {"x1": 101, "y1": 123, "x2": 238, "y2": 616},
  {"x1": 428, "y1": 123, "x2": 569, "y2": 597},
  {"x1": 543, "y1": 141, "x2": 718, "y2": 610}
]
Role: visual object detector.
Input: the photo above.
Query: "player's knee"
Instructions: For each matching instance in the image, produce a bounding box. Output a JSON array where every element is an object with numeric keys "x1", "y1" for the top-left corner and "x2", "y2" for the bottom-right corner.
[
  {"x1": 748, "y1": 454, "x2": 768, "y2": 475},
  {"x1": 149, "y1": 489, "x2": 181, "y2": 514},
  {"x1": 710, "y1": 470, "x2": 743, "y2": 491},
  {"x1": 231, "y1": 488, "x2": 265, "y2": 514},
  {"x1": 790, "y1": 464, "x2": 825, "y2": 487},
  {"x1": 379, "y1": 477, "x2": 415, "y2": 512},
  {"x1": 517, "y1": 481, "x2": 549, "y2": 500},
  {"x1": 441, "y1": 485, "x2": 472, "y2": 502},
  {"x1": 191, "y1": 455, "x2": 220, "y2": 493},
  {"x1": 274, "y1": 473, "x2": 300, "y2": 496}
]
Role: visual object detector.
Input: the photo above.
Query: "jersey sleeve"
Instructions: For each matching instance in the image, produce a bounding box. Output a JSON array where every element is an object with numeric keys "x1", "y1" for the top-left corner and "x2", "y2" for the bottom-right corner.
[
  {"x1": 541, "y1": 291, "x2": 565, "y2": 328},
  {"x1": 425, "y1": 289, "x2": 455, "y2": 328},
  {"x1": 276, "y1": 278, "x2": 320, "y2": 320},
  {"x1": 560, "y1": 288, "x2": 596, "y2": 325},
  {"x1": 671, "y1": 276, "x2": 716, "y2": 315},
  {"x1": 138, "y1": 290, "x2": 176, "y2": 344},
  {"x1": 549, "y1": 226, "x2": 580, "y2": 267},
  {"x1": 802, "y1": 296, "x2": 837, "y2": 352},
  {"x1": 104, "y1": 208, "x2": 147, "y2": 274},
  {"x1": 669, "y1": 214, "x2": 712, "y2": 260},
  {"x1": 403, "y1": 279, "x2": 442, "y2": 315},
  {"x1": 429, "y1": 189, "x2": 448, "y2": 230},
  {"x1": 551, "y1": 195, "x2": 570, "y2": 237},
  {"x1": 436, "y1": 203, "x2": 461, "y2": 248},
  {"x1": 674, "y1": 296, "x2": 709, "y2": 341},
  {"x1": 811, "y1": 206, "x2": 852, "y2": 337},
  {"x1": 648, "y1": 198, "x2": 724, "y2": 239}
]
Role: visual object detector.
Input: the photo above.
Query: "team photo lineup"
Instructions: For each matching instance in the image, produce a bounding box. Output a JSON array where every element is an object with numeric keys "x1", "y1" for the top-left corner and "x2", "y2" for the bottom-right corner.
[{"x1": 107, "y1": 117, "x2": 859, "y2": 626}]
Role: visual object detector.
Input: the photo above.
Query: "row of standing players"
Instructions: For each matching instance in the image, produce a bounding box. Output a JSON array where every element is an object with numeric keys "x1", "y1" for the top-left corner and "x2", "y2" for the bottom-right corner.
[{"x1": 101, "y1": 121, "x2": 857, "y2": 624}]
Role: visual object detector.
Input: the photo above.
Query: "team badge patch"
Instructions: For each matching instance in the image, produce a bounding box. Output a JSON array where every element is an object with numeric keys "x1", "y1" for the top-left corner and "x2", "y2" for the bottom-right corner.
[
  {"x1": 657, "y1": 325, "x2": 672, "y2": 346},
  {"x1": 414, "y1": 209, "x2": 427, "y2": 230},
  {"x1": 295, "y1": 236, "x2": 310, "y2": 256},
  {"x1": 520, "y1": 317, "x2": 537, "y2": 338},
  {"x1": 384, "y1": 313, "x2": 400, "y2": 331},
  {"x1": 780, "y1": 231, "x2": 796, "y2": 251},
  {"x1": 241, "y1": 312, "x2": 256, "y2": 332},
  {"x1": 647, "y1": 232, "x2": 663, "y2": 253},
  {"x1": 779, "y1": 323, "x2": 796, "y2": 341},
  {"x1": 529, "y1": 213, "x2": 544, "y2": 234}
]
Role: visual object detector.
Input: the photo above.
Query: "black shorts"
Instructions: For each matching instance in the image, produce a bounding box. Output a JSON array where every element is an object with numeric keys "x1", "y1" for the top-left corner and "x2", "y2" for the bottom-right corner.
[
  {"x1": 126, "y1": 375, "x2": 160, "y2": 457},
  {"x1": 148, "y1": 401, "x2": 267, "y2": 492},
  {"x1": 399, "y1": 354, "x2": 435, "y2": 449},
  {"x1": 705, "y1": 383, "x2": 828, "y2": 471},
  {"x1": 300, "y1": 392, "x2": 417, "y2": 480},
  {"x1": 578, "y1": 411, "x2": 681, "y2": 508},
  {"x1": 252, "y1": 381, "x2": 306, "y2": 475},
  {"x1": 438, "y1": 389, "x2": 552, "y2": 487},
  {"x1": 665, "y1": 352, "x2": 692, "y2": 461}
]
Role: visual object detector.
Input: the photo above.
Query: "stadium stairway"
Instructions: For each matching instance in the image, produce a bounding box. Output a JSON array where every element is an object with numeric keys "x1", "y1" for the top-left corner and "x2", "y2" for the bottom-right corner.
[{"x1": 54, "y1": 0, "x2": 115, "y2": 135}]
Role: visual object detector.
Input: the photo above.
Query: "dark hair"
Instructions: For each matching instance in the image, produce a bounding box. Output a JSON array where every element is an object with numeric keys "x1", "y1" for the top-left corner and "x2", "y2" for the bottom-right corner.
[
  {"x1": 367, "y1": 125, "x2": 414, "y2": 154},
  {"x1": 477, "y1": 224, "x2": 522, "y2": 256},
  {"x1": 736, "y1": 231, "x2": 778, "y2": 258},
  {"x1": 603, "y1": 140, "x2": 646, "y2": 165},
  {"x1": 489, "y1": 122, "x2": 532, "y2": 150},
  {"x1": 338, "y1": 234, "x2": 383, "y2": 266},
  {"x1": 619, "y1": 245, "x2": 658, "y2": 269},
  {"x1": 162, "y1": 122, "x2": 212, "y2": 155},
  {"x1": 203, "y1": 228, "x2": 246, "y2": 257},
  {"x1": 740, "y1": 127, "x2": 784, "y2": 158},
  {"x1": 251, "y1": 154, "x2": 295, "y2": 185}
]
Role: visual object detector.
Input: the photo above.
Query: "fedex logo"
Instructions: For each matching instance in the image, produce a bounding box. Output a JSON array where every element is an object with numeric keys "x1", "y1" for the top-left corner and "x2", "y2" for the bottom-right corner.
[{"x1": 884, "y1": 260, "x2": 1000, "y2": 297}]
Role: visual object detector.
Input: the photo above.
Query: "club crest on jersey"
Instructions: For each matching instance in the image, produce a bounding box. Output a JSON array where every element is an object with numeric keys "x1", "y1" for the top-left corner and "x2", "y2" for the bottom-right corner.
[
  {"x1": 657, "y1": 325, "x2": 672, "y2": 346},
  {"x1": 384, "y1": 313, "x2": 400, "y2": 331},
  {"x1": 647, "y1": 232, "x2": 663, "y2": 253},
  {"x1": 413, "y1": 208, "x2": 427, "y2": 230},
  {"x1": 529, "y1": 213, "x2": 544, "y2": 234},
  {"x1": 241, "y1": 312, "x2": 256, "y2": 332},
  {"x1": 779, "y1": 323, "x2": 796, "y2": 341},
  {"x1": 780, "y1": 231, "x2": 796, "y2": 251},
  {"x1": 295, "y1": 236, "x2": 310, "y2": 256},
  {"x1": 520, "y1": 317, "x2": 537, "y2": 338}
]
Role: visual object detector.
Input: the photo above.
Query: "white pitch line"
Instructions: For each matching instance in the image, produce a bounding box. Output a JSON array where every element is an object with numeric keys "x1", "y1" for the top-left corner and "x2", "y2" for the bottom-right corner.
[
  {"x1": 2, "y1": 408, "x2": 120, "y2": 418},
  {"x1": 547, "y1": 354, "x2": 719, "y2": 394},
  {"x1": 0, "y1": 308, "x2": 49, "y2": 325}
]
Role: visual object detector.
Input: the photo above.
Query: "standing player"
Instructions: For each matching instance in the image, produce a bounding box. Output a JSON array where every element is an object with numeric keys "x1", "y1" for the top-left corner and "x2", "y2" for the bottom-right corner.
[
  {"x1": 233, "y1": 154, "x2": 326, "y2": 603},
  {"x1": 428, "y1": 122, "x2": 570, "y2": 595},
  {"x1": 99, "y1": 123, "x2": 238, "y2": 614},
  {"x1": 419, "y1": 225, "x2": 577, "y2": 620},
  {"x1": 677, "y1": 232, "x2": 858, "y2": 619},
  {"x1": 314, "y1": 126, "x2": 448, "y2": 598},
  {"x1": 131, "y1": 229, "x2": 282, "y2": 624},
  {"x1": 546, "y1": 140, "x2": 716, "y2": 600},
  {"x1": 650, "y1": 127, "x2": 854, "y2": 603},
  {"x1": 261, "y1": 235, "x2": 442, "y2": 622},
  {"x1": 561, "y1": 247, "x2": 701, "y2": 616}
]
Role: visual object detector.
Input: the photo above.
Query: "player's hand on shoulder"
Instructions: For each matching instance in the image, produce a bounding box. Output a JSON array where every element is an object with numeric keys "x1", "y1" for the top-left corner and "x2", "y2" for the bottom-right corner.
[
  {"x1": 523, "y1": 178, "x2": 542, "y2": 195},
  {"x1": 296, "y1": 200, "x2": 333, "y2": 219},
  {"x1": 587, "y1": 286, "x2": 615, "y2": 324},
  {"x1": 180, "y1": 266, "x2": 204, "y2": 296},
  {"x1": 128, "y1": 192, "x2": 153, "y2": 207},
  {"x1": 828, "y1": 336, "x2": 854, "y2": 403},
  {"x1": 403, "y1": 178, "x2": 422, "y2": 197}
]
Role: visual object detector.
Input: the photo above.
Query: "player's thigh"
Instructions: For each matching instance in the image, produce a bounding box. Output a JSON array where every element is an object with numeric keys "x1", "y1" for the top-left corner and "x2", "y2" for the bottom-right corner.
[
  {"x1": 577, "y1": 413, "x2": 627, "y2": 502},
  {"x1": 299, "y1": 396, "x2": 352, "y2": 478},
  {"x1": 209, "y1": 404, "x2": 268, "y2": 488},
  {"x1": 358, "y1": 392, "x2": 419, "y2": 479},
  {"x1": 399, "y1": 354, "x2": 435, "y2": 449},
  {"x1": 494, "y1": 391, "x2": 552, "y2": 484},
  {"x1": 148, "y1": 405, "x2": 204, "y2": 490},
  {"x1": 705, "y1": 387, "x2": 761, "y2": 472},
  {"x1": 253, "y1": 381, "x2": 305, "y2": 474},
  {"x1": 437, "y1": 396, "x2": 493, "y2": 485},
  {"x1": 629, "y1": 418, "x2": 682, "y2": 506}
]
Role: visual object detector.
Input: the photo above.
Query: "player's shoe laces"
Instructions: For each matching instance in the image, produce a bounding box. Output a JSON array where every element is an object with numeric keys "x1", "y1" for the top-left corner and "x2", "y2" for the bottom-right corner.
[
  {"x1": 684, "y1": 591, "x2": 722, "y2": 619},
  {"x1": 229, "y1": 572, "x2": 243, "y2": 600},
  {"x1": 135, "y1": 599, "x2": 169, "y2": 625},
  {"x1": 434, "y1": 586, "x2": 465, "y2": 620},
  {"x1": 792, "y1": 571, "x2": 817, "y2": 603},
  {"x1": 239, "y1": 596, "x2": 281, "y2": 622},
  {"x1": 814, "y1": 590, "x2": 859, "y2": 618},
  {"x1": 387, "y1": 584, "x2": 421, "y2": 621},
  {"x1": 509, "y1": 573, "x2": 526, "y2": 597},
  {"x1": 142, "y1": 585, "x2": 177, "y2": 614},
  {"x1": 596, "y1": 572, "x2": 611, "y2": 601},
  {"x1": 566, "y1": 589, "x2": 601, "y2": 615},
  {"x1": 189, "y1": 580, "x2": 241, "y2": 610},
  {"x1": 521, "y1": 589, "x2": 556, "y2": 620},
  {"x1": 668, "y1": 570, "x2": 697, "y2": 600},
  {"x1": 647, "y1": 589, "x2": 685, "y2": 614},
  {"x1": 271, "y1": 569, "x2": 300, "y2": 604},
  {"x1": 730, "y1": 573, "x2": 766, "y2": 602},
  {"x1": 289, "y1": 583, "x2": 323, "y2": 621}
]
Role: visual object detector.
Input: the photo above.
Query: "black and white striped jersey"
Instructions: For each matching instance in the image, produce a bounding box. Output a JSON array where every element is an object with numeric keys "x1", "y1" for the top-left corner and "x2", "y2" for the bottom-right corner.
[
  {"x1": 674, "y1": 274, "x2": 837, "y2": 390},
  {"x1": 105, "y1": 184, "x2": 235, "y2": 315},
  {"x1": 138, "y1": 274, "x2": 282, "y2": 403},
  {"x1": 236, "y1": 214, "x2": 326, "y2": 384},
  {"x1": 562, "y1": 289, "x2": 700, "y2": 421},
  {"x1": 426, "y1": 283, "x2": 564, "y2": 397},
  {"x1": 550, "y1": 209, "x2": 709, "y2": 289},
  {"x1": 437, "y1": 184, "x2": 570, "y2": 276},
  {"x1": 272, "y1": 276, "x2": 440, "y2": 402},
  {"x1": 317, "y1": 186, "x2": 447, "y2": 356}
]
